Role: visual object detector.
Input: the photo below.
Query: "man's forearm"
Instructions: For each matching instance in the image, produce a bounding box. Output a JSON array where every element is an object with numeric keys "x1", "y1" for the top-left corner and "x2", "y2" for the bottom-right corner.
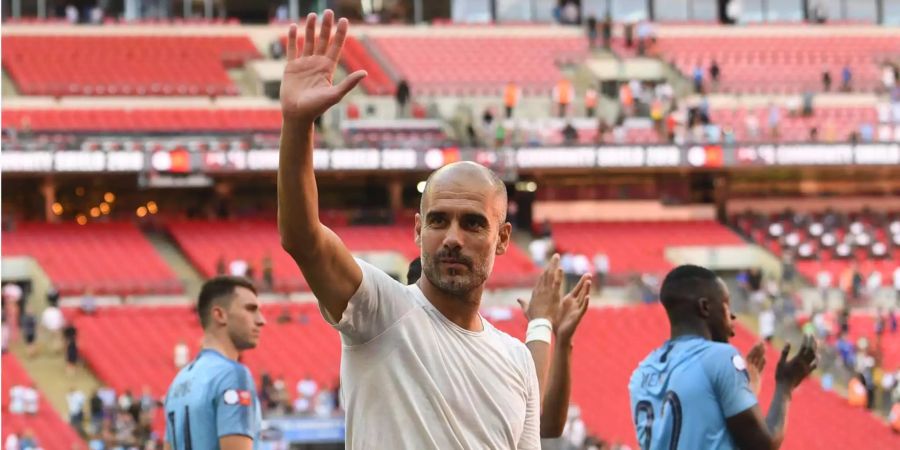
[
  {"x1": 277, "y1": 122, "x2": 321, "y2": 254},
  {"x1": 525, "y1": 341, "x2": 551, "y2": 406},
  {"x1": 764, "y1": 383, "x2": 791, "y2": 449},
  {"x1": 541, "y1": 337, "x2": 573, "y2": 438}
]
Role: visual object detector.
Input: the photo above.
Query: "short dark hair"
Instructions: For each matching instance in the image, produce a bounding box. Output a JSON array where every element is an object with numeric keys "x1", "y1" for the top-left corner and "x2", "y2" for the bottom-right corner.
[
  {"x1": 659, "y1": 264, "x2": 720, "y2": 311},
  {"x1": 407, "y1": 257, "x2": 422, "y2": 285},
  {"x1": 197, "y1": 276, "x2": 257, "y2": 328}
]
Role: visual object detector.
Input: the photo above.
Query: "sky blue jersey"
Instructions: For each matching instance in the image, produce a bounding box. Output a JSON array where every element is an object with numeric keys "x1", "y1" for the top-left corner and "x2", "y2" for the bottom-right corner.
[
  {"x1": 628, "y1": 335, "x2": 758, "y2": 450},
  {"x1": 164, "y1": 349, "x2": 261, "y2": 449}
]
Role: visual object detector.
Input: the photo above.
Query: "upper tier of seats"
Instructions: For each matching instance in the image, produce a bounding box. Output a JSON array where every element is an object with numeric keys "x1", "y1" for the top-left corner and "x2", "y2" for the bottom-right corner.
[
  {"x1": 550, "y1": 220, "x2": 745, "y2": 275},
  {"x1": 368, "y1": 36, "x2": 588, "y2": 96},
  {"x1": 733, "y1": 210, "x2": 899, "y2": 286},
  {"x1": 2, "y1": 35, "x2": 260, "y2": 96},
  {"x1": 1, "y1": 222, "x2": 181, "y2": 296},
  {"x1": 69, "y1": 303, "x2": 900, "y2": 448},
  {"x1": 710, "y1": 105, "x2": 883, "y2": 143},
  {"x1": 166, "y1": 220, "x2": 539, "y2": 290},
  {"x1": 1, "y1": 108, "x2": 282, "y2": 133},
  {"x1": 2, "y1": 354, "x2": 84, "y2": 450},
  {"x1": 614, "y1": 33, "x2": 898, "y2": 94},
  {"x1": 279, "y1": 35, "x2": 395, "y2": 95}
]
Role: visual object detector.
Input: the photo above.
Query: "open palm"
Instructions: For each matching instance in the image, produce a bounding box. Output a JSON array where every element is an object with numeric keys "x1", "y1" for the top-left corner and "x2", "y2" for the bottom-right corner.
[{"x1": 280, "y1": 10, "x2": 367, "y2": 123}]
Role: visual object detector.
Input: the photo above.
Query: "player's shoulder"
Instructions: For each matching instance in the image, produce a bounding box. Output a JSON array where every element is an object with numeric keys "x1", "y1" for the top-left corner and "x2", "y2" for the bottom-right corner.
[
  {"x1": 698, "y1": 341, "x2": 746, "y2": 374},
  {"x1": 485, "y1": 321, "x2": 531, "y2": 361},
  {"x1": 191, "y1": 350, "x2": 253, "y2": 384}
]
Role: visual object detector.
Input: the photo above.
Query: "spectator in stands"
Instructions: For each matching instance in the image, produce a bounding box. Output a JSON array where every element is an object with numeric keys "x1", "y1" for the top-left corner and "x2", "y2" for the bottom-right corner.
[
  {"x1": 817, "y1": 264, "x2": 832, "y2": 306},
  {"x1": 709, "y1": 59, "x2": 721, "y2": 91},
  {"x1": 562, "y1": 122, "x2": 578, "y2": 144},
  {"x1": 89, "y1": 389, "x2": 103, "y2": 434},
  {"x1": 584, "y1": 86, "x2": 598, "y2": 117},
  {"x1": 624, "y1": 22, "x2": 635, "y2": 48},
  {"x1": 593, "y1": 253, "x2": 609, "y2": 287},
  {"x1": 601, "y1": 13, "x2": 612, "y2": 49},
  {"x1": 65, "y1": 4, "x2": 79, "y2": 23},
  {"x1": 893, "y1": 266, "x2": 900, "y2": 304},
  {"x1": 553, "y1": 79, "x2": 574, "y2": 117},
  {"x1": 842, "y1": 63, "x2": 853, "y2": 92},
  {"x1": 758, "y1": 300, "x2": 776, "y2": 343},
  {"x1": 64, "y1": 325, "x2": 79, "y2": 374},
  {"x1": 262, "y1": 253, "x2": 274, "y2": 292},
  {"x1": 81, "y1": 288, "x2": 97, "y2": 315},
  {"x1": 67, "y1": 387, "x2": 86, "y2": 434},
  {"x1": 173, "y1": 339, "x2": 189, "y2": 369},
  {"x1": 767, "y1": 103, "x2": 781, "y2": 139},
  {"x1": 822, "y1": 69, "x2": 832, "y2": 91},
  {"x1": 867, "y1": 270, "x2": 883, "y2": 299},
  {"x1": 23, "y1": 384, "x2": 38, "y2": 416},
  {"x1": 315, "y1": 382, "x2": 336, "y2": 418},
  {"x1": 395, "y1": 79, "x2": 411, "y2": 118},
  {"x1": 229, "y1": 257, "x2": 248, "y2": 277},
  {"x1": 504, "y1": 82, "x2": 520, "y2": 118},
  {"x1": 270, "y1": 38, "x2": 285, "y2": 59},
  {"x1": 3, "y1": 432, "x2": 16, "y2": 450},
  {"x1": 117, "y1": 389, "x2": 133, "y2": 413},
  {"x1": 809, "y1": 126, "x2": 819, "y2": 142},
  {"x1": 692, "y1": 63, "x2": 704, "y2": 94},
  {"x1": 17, "y1": 430, "x2": 36, "y2": 450},
  {"x1": 41, "y1": 303, "x2": 65, "y2": 354},
  {"x1": 585, "y1": 15, "x2": 598, "y2": 48},
  {"x1": 636, "y1": 20, "x2": 654, "y2": 55},
  {"x1": 884, "y1": 65, "x2": 898, "y2": 92},
  {"x1": 21, "y1": 307, "x2": 36, "y2": 358},
  {"x1": 528, "y1": 236, "x2": 551, "y2": 267}
]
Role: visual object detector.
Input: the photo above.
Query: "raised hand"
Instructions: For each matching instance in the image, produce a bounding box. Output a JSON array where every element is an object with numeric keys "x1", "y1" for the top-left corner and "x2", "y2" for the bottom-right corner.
[
  {"x1": 555, "y1": 274, "x2": 591, "y2": 342},
  {"x1": 746, "y1": 342, "x2": 766, "y2": 396},
  {"x1": 280, "y1": 10, "x2": 367, "y2": 124},
  {"x1": 774, "y1": 334, "x2": 818, "y2": 390},
  {"x1": 518, "y1": 254, "x2": 563, "y2": 322}
]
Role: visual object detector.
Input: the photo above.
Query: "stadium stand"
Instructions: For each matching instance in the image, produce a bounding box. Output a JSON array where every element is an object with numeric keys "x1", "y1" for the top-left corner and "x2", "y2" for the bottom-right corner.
[
  {"x1": 613, "y1": 33, "x2": 899, "y2": 94},
  {"x1": 2, "y1": 35, "x2": 260, "y2": 96},
  {"x1": 68, "y1": 303, "x2": 900, "y2": 448},
  {"x1": 1, "y1": 222, "x2": 182, "y2": 296},
  {"x1": 733, "y1": 211, "x2": 898, "y2": 286},
  {"x1": 368, "y1": 36, "x2": 588, "y2": 95},
  {"x1": 549, "y1": 220, "x2": 745, "y2": 275},
  {"x1": 1, "y1": 107, "x2": 282, "y2": 133},
  {"x1": 1, "y1": 353, "x2": 85, "y2": 450},
  {"x1": 709, "y1": 105, "x2": 881, "y2": 142},
  {"x1": 279, "y1": 35, "x2": 395, "y2": 95},
  {"x1": 167, "y1": 220, "x2": 539, "y2": 290}
]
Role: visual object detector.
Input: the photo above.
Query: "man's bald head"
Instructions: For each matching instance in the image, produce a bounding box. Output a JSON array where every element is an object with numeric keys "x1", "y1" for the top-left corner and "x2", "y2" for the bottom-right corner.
[{"x1": 420, "y1": 162, "x2": 508, "y2": 223}]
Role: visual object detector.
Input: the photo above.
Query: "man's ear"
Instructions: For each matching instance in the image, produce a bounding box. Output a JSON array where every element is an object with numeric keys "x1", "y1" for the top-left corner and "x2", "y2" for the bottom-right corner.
[
  {"x1": 697, "y1": 297, "x2": 711, "y2": 319},
  {"x1": 496, "y1": 222, "x2": 512, "y2": 256},
  {"x1": 414, "y1": 213, "x2": 422, "y2": 247},
  {"x1": 211, "y1": 304, "x2": 228, "y2": 326}
]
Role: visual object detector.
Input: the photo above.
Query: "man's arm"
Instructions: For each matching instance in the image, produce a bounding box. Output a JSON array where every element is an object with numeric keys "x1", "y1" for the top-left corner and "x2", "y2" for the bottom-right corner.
[
  {"x1": 540, "y1": 276, "x2": 591, "y2": 438},
  {"x1": 278, "y1": 11, "x2": 367, "y2": 320},
  {"x1": 517, "y1": 254, "x2": 563, "y2": 400},
  {"x1": 726, "y1": 337, "x2": 817, "y2": 450},
  {"x1": 220, "y1": 435, "x2": 254, "y2": 450}
]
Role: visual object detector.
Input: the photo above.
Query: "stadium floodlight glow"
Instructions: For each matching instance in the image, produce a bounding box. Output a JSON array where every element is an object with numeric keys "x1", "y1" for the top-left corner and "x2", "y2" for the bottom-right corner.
[
  {"x1": 417, "y1": 181, "x2": 427, "y2": 193},
  {"x1": 526, "y1": 181, "x2": 537, "y2": 192},
  {"x1": 136, "y1": 206, "x2": 148, "y2": 218},
  {"x1": 51, "y1": 203, "x2": 63, "y2": 216},
  {"x1": 76, "y1": 214, "x2": 87, "y2": 225},
  {"x1": 147, "y1": 201, "x2": 159, "y2": 214},
  {"x1": 99, "y1": 203, "x2": 111, "y2": 215},
  {"x1": 104, "y1": 192, "x2": 116, "y2": 203},
  {"x1": 90, "y1": 207, "x2": 101, "y2": 218}
]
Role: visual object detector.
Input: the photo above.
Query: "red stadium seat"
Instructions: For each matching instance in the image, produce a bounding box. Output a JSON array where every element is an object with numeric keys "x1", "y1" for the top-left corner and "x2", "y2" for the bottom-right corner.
[
  {"x1": 2, "y1": 35, "x2": 260, "y2": 96},
  {"x1": 1, "y1": 222, "x2": 182, "y2": 296},
  {"x1": 1, "y1": 108, "x2": 282, "y2": 133},
  {"x1": 1, "y1": 354, "x2": 85, "y2": 450}
]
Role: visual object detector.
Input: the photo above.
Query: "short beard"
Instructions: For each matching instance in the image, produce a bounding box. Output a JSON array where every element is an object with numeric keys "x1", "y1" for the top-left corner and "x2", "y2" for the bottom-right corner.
[{"x1": 421, "y1": 249, "x2": 489, "y2": 299}]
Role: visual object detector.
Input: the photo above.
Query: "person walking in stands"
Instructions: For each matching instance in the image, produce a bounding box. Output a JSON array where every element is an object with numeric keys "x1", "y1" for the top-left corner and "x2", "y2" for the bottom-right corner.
[
  {"x1": 584, "y1": 86, "x2": 598, "y2": 118},
  {"x1": 553, "y1": 79, "x2": 574, "y2": 118},
  {"x1": 395, "y1": 79, "x2": 411, "y2": 118},
  {"x1": 504, "y1": 81, "x2": 521, "y2": 118}
]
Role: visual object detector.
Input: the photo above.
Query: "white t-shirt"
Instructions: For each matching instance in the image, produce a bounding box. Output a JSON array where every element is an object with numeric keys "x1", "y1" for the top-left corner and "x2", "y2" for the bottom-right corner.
[
  {"x1": 67, "y1": 390, "x2": 85, "y2": 416},
  {"x1": 23, "y1": 387, "x2": 39, "y2": 414},
  {"x1": 229, "y1": 260, "x2": 248, "y2": 277},
  {"x1": 41, "y1": 307, "x2": 64, "y2": 331},
  {"x1": 322, "y1": 259, "x2": 540, "y2": 450},
  {"x1": 817, "y1": 271, "x2": 832, "y2": 289},
  {"x1": 758, "y1": 309, "x2": 776, "y2": 339}
]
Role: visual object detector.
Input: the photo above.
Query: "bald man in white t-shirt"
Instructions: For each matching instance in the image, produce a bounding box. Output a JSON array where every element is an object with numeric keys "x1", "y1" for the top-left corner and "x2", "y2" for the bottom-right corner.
[{"x1": 277, "y1": 11, "x2": 541, "y2": 449}]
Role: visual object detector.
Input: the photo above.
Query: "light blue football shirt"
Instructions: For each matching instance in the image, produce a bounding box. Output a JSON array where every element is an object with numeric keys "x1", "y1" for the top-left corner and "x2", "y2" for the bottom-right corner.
[
  {"x1": 164, "y1": 349, "x2": 261, "y2": 449},
  {"x1": 628, "y1": 335, "x2": 758, "y2": 450}
]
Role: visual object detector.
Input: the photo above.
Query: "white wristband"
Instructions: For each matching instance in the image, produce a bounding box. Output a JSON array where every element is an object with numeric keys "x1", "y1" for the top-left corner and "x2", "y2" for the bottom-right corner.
[{"x1": 525, "y1": 318, "x2": 553, "y2": 344}]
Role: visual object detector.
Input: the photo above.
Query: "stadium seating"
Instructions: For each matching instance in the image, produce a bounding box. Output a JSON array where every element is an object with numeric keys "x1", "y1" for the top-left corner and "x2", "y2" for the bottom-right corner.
[
  {"x1": 2, "y1": 35, "x2": 260, "y2": 96},
  {"x1": 167, "y1": 220, "x2": 538, "y2": 290},
  {"x1": 1, "y1": 108, "x2": 282, "y2": 133},
  {"x1": 1, "y1": 222, "x2": 181, "y2": 296},
  {"x1": 710, "y1": 106, "x2": 880, "y2": 143},
  {"x1": 368, "y1": 36, "x2": 588, "y2": 96},
  {"x1": 613, "y1": 33, "x2": 898, "y2": 93},
  {"x1": 1, "y1": 354, "x2": 84, "y2": 450},
  {"x1": 733, "y1": 211, "x2": 898, "y2": 286},
  {"x1": 70, "y1": 303, "x2": 900, "y2": 448},
  {"x1": 550, "y1": 220, "x2": 745, "y2": 275}
]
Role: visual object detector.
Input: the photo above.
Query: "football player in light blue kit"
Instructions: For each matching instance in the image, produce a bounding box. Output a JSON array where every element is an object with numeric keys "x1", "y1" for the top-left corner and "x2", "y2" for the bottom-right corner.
[
  {"x1": 164, "y1": 276, "x2": 266, "y2": 450},
  {"x1": 629, "y1": 265, "x2": 817, "y2": 450}
]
